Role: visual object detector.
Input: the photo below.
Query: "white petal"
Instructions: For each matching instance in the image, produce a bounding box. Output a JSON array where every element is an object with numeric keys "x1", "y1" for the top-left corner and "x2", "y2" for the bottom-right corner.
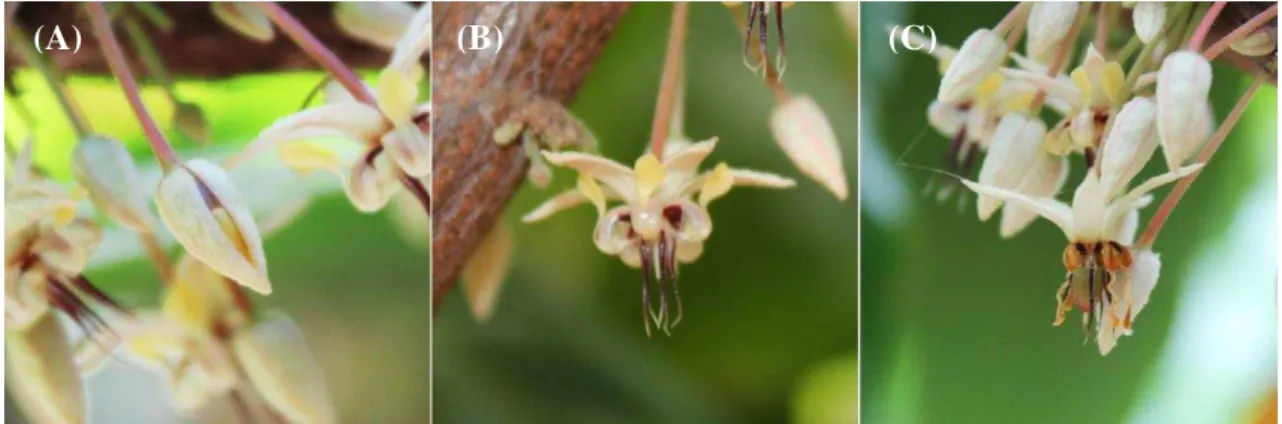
[
  {"x1": 768, "y1": 95, "x2": 848, "y2": 200},
  {"x1": 661, "y1": 138, "x2": 718, "y2": 179},
  {"x1": 730, "y1": 169, "x2": 797, "y2": 189},
  {"x1": 380, "y1": 123, "x2": 430, "y2": 178},
  {"x1": 593, "y1": 207, "x2": 635, "y2": 255},
  {"x1": 999, "y1": 154, "x2": 1068, "y2": 238},
  {"x1": 1001, "y1": 68, "x2": 1084, "y2": 111},
  {"x1": 1071, "y1": 173, "x2": 1111, "y2": 240},
  {"x1": 522, "y1": 189, "x2": 588, "y2": 223},
  {"x1": 1106, "y1": 163, "x2": 1204, "y2": 228},
  {"x1": 343, "y1": 151, "x2": 402, "y2": 212},
  {"x1": 7, "y1": 313, "x2": 85, "y2": 424},
  {"x1": 1099, "y1": 97, "x2": 1159, "y2": 194},
  {"x1": 938, "y1": 29, "x2": 1008, "y2": 102},
  {"x1": 542, "y1": 151, "x2": 636, "y2": 201},
  {"x1": 1133, "y1": 3, "x2": 1166, "y2": 44},
  {"x1": 387, "y1": 3, "x2": 432, "y2": 78},
  {"x1": 233, "y1": 313, "x2": 338, "y2": 424},
  {"x1": 1026, "y1": 2, "x2": 1079, "y2": 62},
  {"x1": 1109, "y1": 195, "x2": 1150, "y2": 245},
  {"x1": 959, "y1": 179, "x2": 1075, "y2": 238},
  {"x1": 1127, "y1": 250, "x2": 1162, "y2": 319},
  {"x1": 1156, "y1": 50, "x2": 1213, "y2": 171},
  {"x1": 333, "y1": 2, "x2": 415, "y2": 51},
  {"x1": 975, "y1": 113, "x2": 1048, "y2": 220},
  {"x1": 156, "y1": 160, "x2": 271, "y2": 294},
  {"x1": 228, "y1": 104, "x2": 385, "y2": 170},
  {"x1": 460, "y1": 222, "x2": 513, "y2": 323}
]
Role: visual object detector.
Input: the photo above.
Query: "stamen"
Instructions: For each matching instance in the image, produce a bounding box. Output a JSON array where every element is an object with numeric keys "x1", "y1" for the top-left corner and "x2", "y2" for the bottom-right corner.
[
  {"x1": 743, "y1": 2, "x2": 761, "y2": 72},
  {"x1": 640, "y1": 241, "x2": 662, "y2": 335},
  {"x1": 774, "y1": 2, "x2": 787, "y2": 78},
  {"x1": 662, "y1": 232, "x2": 683, "y2": 329},
  {"x1": 655, "y1": 235, "x2": 670, "y2": 336},
  {"x1": 756, "y1": 2, "x2": 769, "y2": 75}
]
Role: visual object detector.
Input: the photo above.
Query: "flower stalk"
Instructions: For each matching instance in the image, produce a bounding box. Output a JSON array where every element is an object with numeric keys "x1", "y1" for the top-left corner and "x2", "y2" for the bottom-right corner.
[
  {"x1": 1136, "y1": 74, "x2": 1265, "y2": 249},
  {"x1": 256, "y1": 2, "x2": 377, "y2": 106},
  {"x1": 649, "y1": 2, "x2": 690, "y2": 158},
  {"x1": 1202, "y1": 4, "x2": 1279, "y2": 60},
  {"x1": 87, "y1": 2, "x2": 180, "y2": 171},
  {"x1": 1187, "y1": 1, "x2": 1227, "y2": 51}
]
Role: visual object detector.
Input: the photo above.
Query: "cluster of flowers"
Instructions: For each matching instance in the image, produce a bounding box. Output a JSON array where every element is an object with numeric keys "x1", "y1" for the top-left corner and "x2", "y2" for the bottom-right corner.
[
  {"x1": 915, "y1": 2, "x2": 1274, "y2": 354},
  {"x1": 5, "y1": 2, "x2": 431, "y2": 422}
]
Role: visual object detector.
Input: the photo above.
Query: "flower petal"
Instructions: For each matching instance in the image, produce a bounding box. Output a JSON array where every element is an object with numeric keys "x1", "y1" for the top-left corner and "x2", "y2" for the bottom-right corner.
[
  {"x1": 698, "y1": 163, "x2": 734, "y2": 207},
  {"x1": 523, "y1": 190, "x2": 587, "y2": 223},
  {"x1": 730, "y1": 168, "x2": 797, "y2": 189},
  {"x1": 376, "y1": 68, "x2": 418, "y2": 124},
  {"x1": 1106, "y1": 163, "x2": 1203, "y2": 228},
  {"x1": 593, "y1": 207, "x2": 635, "y2": 255},
  {"x1": 380, "y1": 122, "x2": 430, "y2": 178},
  {"x1": 542, "y1": 151, "x2": 636, "y2": 202},
  {"x1": 1002, "y1": 68, "x2": 1083, "y2": 111},
  {"x1": 229, "y1": 103, "x2": 385, "y2": 170},
  {"x1": 661, "y1": 138, "x2": 718, "y2": 180},
  {"x1": 344, "y1": 150, "x2": 402, "y2": 212},
  {"x1": 960, "y1": 179, "x2": 1075, "y2": 238},
  {"x1": 460, "y1": 222, "x2": 513, "y2": 323},
  {"x1": 233, "y1": 313, "x2": 338, "y2": 424},
  {"x1": 768, "y1": 95, "x2": 848, "y2": 200},
  {"x1": 388, "y1": 3, "x2": 432, "y2": 79}
]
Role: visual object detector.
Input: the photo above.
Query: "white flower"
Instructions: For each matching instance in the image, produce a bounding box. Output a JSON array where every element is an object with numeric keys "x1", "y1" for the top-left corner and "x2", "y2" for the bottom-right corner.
[
  {"x1": 525, "y1": 138, "x2": 794, "y2": 334},
  {"x1": 1156, "y1": 50, "x2": 1213, "y2": 170},
  {"x1": 156, "y1": 159, "x2": 271, "y2": 294},
  {"x1": 1096, "y1": 249, "x2": 1160, "y2": 355},
  {"x1": 1132, "y1": 3, "x2": 1166, "y2": 44},
  {"x1": 1026, "y1": 2, "x2": 1079, "y2": 62},
  {"x1": 938, "y1": 29, "x2": 1008, "y2": 103},
  {"x1": 1005, "y1": 45, "x2": 1125, "y2": 154},
  {"x1": 960, "y1": 96, "x2": 1201, "y2": 353}
]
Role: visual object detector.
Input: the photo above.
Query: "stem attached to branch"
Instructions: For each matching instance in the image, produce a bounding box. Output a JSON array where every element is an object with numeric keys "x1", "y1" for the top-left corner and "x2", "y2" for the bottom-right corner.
[
  {"x1": 1187, "y1": 1, "x2": 1227, "y2": 51},
  {"x1": 649, "y1": 3, "x2": 690, "y2": 158},
  {"x1": 1202, "y1": 4, "x2": 1279, "y2": 60},
  {"x1": 86, "y1": 2, "x2": 180, "y2": 171},
  {"x1": 1136, "y1": 75, "x2": 1265, "y2": 249},
  {"x1": 257, "y1": 2, "x2": 377, "y2": 106}
]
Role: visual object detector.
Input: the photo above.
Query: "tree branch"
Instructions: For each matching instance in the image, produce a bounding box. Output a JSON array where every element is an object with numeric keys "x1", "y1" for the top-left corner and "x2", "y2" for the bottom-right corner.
[{"x1": 431, "y1": 2, "x2": 630, "y2": 312}]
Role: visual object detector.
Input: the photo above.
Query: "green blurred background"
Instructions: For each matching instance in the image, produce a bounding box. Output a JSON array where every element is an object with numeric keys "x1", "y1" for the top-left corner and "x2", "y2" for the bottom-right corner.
[
  {"x1": 4, "y1": 65, "x2": 430, "y2": 421},
  {"x1": 861, "y1": 3, "x2": 1277, "y2": 424},
  {"x1": 432, "y1": 3, "x2": 857, "y2": 424}
]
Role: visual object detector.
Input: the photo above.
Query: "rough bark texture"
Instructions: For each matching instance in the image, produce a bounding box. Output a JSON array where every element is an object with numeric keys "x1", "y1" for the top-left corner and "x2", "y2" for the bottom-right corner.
[
  {"x1": 7, "y1": 2, "x2": 393, "y2": 78},
  {"x1": 431, "y1": 2, "x2": 630, "y2": 312}
]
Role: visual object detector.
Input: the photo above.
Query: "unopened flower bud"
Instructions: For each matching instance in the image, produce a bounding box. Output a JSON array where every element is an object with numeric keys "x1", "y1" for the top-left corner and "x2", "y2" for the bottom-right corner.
[
  {"x1": 233, "y1": 314, "x2": 337, "y2": 424},
  {"x1": 1099, "y1": 97, "x2": 1158, "y2": 194},
  {"x1": 73, "y1": 135, "x2": 156, "y2": 232},
  {"x1": 334, "y1": 2, "x2": 415, "y2": 51},
  {"x1": 769, "y1": 95, "x2": 848, "y2": 200},
  {"x1": 1132, "y1": 2, "x2": 1166, "y2": 44},
  {"x1": 938, "y1": 29, "x2": 1007, "y2": 103},
  {"x1": 156, "y1": 159, "x2": 271, "y2": 294},
  {"x1": 211, "y1": 3, "x2": 274, "y2": 43},
  {"x1": 976, "y1": 113, "x2": 1048, "y2": 220},
  {"x1": 1155, "y1": 50, "x2": 1212, "y2": 170},
  {"x1": 1230, "y1": 27, "x2": 1276, "y2": 56},
  {"x1": 1026, "y1": 2, "x2": 1079, "y2": 62}
]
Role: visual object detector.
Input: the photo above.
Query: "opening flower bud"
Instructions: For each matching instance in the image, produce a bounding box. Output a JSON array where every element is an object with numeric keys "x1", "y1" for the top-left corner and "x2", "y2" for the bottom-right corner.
[
  {"x1": 769, "y1": 95, "x2": 848, "y2": 200},
  {"x1": 73, "y1": 135, "x2": 157, "y2": 232},
  {"x1": 1132, "y1": 2, "x2": 1165, "y2": 44},
  {"x1": 155, "y1": 159, "x2": 271, "y2": 294}
]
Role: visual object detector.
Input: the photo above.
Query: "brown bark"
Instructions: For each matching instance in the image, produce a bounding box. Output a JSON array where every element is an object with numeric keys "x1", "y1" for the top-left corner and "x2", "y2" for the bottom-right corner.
[
  {"x1": 431, "y1": 3, "x2": 630, "y2": 312},
  {"x1": 7, "y1": 2, "x2": 393, "y2": 79}
]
